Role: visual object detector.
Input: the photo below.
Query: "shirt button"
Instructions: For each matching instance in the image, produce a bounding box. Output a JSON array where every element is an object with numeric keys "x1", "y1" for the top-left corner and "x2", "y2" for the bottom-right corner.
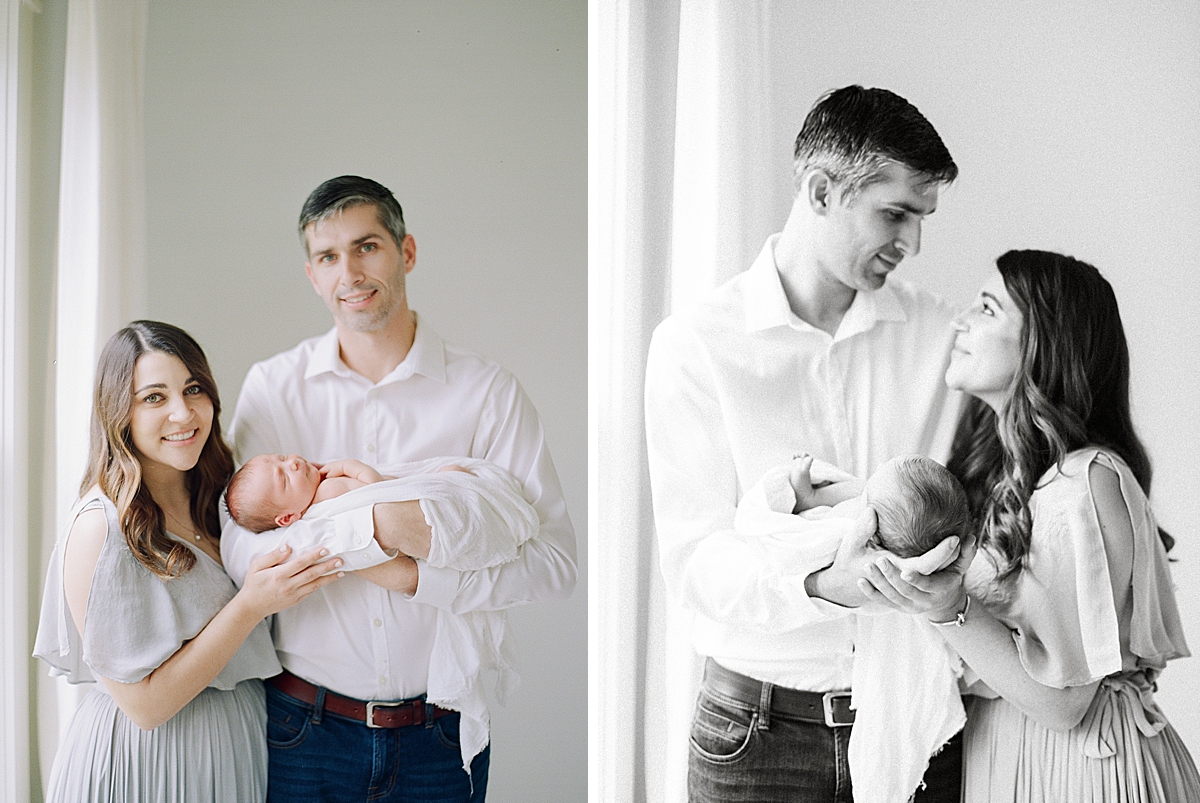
[
  {"x1": 354, "y1": 536, "x2": 365, "y2": 546},
  {"x1": 374, "y1": 619, "x2": 383, "y2": 627},
  {"x1": 367, "y1": 444, "x2": 375, "y2": 453},
  {"x1": 378, "y1": 676, "x2": 387, "y2": 685}
]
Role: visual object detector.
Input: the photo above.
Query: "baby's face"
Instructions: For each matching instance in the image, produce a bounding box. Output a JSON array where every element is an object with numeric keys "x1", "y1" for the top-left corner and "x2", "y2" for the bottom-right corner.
[{"x1": 246, "y1": 453, "x2": 322, "y2": 516}]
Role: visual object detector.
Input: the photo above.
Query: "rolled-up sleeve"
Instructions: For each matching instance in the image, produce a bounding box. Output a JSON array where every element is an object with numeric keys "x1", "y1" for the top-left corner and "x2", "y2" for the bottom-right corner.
[{"x1": 409, "y1": 374, "x2": 576, "y2": 612}]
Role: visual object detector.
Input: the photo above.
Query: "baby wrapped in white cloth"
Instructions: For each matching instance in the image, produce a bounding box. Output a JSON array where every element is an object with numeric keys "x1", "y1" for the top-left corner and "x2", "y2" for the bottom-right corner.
[{"x1": 736, "y1": 454, "x2": 967, "y2": 803}]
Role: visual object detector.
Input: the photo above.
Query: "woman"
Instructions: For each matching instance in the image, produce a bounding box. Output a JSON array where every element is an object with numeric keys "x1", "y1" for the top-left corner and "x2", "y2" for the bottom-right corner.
[
  {"x1": 34, "y1": 320, "x2": 342, "y2": 802},
  {"x1": 868, "y1": 250, "x2": 1199, "y2": 801}
]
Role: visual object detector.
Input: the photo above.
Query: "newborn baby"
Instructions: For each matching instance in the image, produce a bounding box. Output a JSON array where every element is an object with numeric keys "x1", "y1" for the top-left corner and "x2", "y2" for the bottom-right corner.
[
  {"x1": 735, "y1": 452, "x2": 971, "y2": 803},
  {"x1": 224, "y1": 453, "x2": 539, "y2": 573},
  {"x1": 225, "y1": 454, "x2": 468, "y2": 533},
  {"x1": 786, "y1": 453, "x2": 970, "y2": 558}
]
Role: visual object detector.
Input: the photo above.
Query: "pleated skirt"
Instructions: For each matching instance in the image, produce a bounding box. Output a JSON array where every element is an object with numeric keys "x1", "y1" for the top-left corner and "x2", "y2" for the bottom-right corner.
[
  {"x1": 963, "y1": 693, "x2": 1200, "y2": 802},
  {"x1": 45, "y1": 679, "x2": 268, "y2": 803}
]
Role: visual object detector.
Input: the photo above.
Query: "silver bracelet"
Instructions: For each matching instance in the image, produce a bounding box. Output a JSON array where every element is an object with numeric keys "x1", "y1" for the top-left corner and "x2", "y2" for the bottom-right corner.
[{"x1": 929, "y1": 594, "x2": 970, "y2": 627}]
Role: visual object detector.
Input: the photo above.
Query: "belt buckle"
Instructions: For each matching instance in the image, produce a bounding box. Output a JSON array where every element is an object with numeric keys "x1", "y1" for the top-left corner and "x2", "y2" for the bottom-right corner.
[
  {"x1": 822, "y1": 692, "x2": 854, "y2": 727},
  {"x1": 365, "y1": 700, "x2": 403, "y2": 729}
]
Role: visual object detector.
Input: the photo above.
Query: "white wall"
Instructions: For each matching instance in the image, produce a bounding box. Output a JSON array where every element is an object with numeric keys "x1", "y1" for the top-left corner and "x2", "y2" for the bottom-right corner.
[
  {"x1": 765, "y1": 1, "x2": 1200, "y2": 748},
  {"x1": 143, "y1": 2, "x2": 585, "y2": 800}
]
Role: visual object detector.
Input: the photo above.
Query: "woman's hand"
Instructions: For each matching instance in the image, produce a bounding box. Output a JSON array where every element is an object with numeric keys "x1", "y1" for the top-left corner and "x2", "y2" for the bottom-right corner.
[
  {"x1": 857, "y1": 532, "x2": 977, "y2": 617},
  {"x1": 235, "y1": 544, "x2": 345, "y2": 619}
]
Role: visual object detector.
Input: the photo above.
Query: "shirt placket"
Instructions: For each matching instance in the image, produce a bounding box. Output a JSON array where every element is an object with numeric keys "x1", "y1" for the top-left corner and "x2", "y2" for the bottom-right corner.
[
  {"x1": 824, "y1": 341, "x2": 854, "y2": 473},
  {"x1": 363, "y1": 384, "x2": 388, "y2": 696},
  {"x1": 369, "y1": 586, "x2": 391, "y2": 696},
  {"x1": 364, "y1": 387, "x2": 379, "y2": 460}
]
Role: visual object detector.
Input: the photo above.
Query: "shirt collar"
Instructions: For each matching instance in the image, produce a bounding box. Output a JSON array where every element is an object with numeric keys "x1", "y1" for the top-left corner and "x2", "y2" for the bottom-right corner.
[
  {"x1": 743, "y1": 234, "x2": 908, "y2": 338},
  {"x1": 303, "y1": 312, "x2": 448, "y2": 384}
]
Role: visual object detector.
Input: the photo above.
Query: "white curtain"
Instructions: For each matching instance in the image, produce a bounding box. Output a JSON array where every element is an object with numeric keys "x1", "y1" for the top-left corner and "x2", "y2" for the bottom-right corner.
[
  {"x1": 590, "y1": 1, "x2": 774, "y2": 800},
  {"x1": 40, "y1": 0, "x2": 147, "y2": 782},
  {"x1": 0, "y1": 2, "x2": 30, "y2": 799}
]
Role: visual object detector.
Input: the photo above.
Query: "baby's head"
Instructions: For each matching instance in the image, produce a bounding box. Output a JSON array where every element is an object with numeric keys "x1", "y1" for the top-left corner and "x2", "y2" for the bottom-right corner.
[
  {"x1": 225, "y1": 453, "x2": 322, "y2": 533},
  {"x1": 864, "y1": 456, "x2": 970, "y2": 559}
]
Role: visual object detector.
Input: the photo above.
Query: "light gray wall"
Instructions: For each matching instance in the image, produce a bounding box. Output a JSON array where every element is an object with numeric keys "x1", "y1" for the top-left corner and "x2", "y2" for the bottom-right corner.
[
  {"x1": 143, "y1": 2, "x2": 585, "y2": 800},
  {"x1": 765, "y1": 1, "x2": 1200, "y2": 748}
]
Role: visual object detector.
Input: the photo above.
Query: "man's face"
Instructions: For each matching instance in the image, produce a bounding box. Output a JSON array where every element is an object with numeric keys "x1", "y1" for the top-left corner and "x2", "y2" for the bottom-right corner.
[
  {"x1": 816, "y1": 162, "x2": 939, "y2": 293},
  {"x1": 304, "y1": 203, "x2": 416, "y2": 333}
]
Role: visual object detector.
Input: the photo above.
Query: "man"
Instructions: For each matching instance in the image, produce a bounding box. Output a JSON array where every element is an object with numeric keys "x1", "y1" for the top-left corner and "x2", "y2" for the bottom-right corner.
[
  {"x1": 221, "y1": 176, "x2": 576, "y2": 802},
  {"x1": 644, "y1": 87, "x2": 970, "y2": 802}
]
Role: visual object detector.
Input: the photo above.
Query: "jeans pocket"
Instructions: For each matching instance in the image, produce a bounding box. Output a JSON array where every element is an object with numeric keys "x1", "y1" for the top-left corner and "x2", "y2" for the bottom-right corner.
[
  {"x1": 434, "y1": 713, "x2": 462, "y2": 751},
  {"x1": 689, "y1": 691, "x2": 756, "y2": 764},
  {"x1": 266, "y1": 704, "x2": 312, "y2": 749}
]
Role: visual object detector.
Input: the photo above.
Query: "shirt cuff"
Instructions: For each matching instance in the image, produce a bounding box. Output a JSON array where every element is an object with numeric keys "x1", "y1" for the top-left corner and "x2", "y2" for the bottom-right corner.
[
  {"x1": 409, "y1": 561, "x2": 462, "y2": 609},
  {"x1": 333, "y1": 505, "x2": 392, "y2": 570}
]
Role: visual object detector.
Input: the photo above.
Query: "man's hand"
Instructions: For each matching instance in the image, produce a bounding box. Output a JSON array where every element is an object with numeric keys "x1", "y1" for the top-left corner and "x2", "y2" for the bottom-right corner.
[
  {"x1": 805, "y1": 507, "x2": 901, "y2": 610},
  {"x1": 355, "y1": 555, "x2": 419, "y2": 595},
  {"x1": 857, "y1": 531, "x2": 977, "y2": 617}
]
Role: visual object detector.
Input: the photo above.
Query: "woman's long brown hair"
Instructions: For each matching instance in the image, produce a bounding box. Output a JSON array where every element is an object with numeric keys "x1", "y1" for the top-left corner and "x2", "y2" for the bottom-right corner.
[
  {"x1": 79, "y1": 321, "x2": 234, "y2": 579},
  {"x1": 947, "y1": 250, "x2": 1172, "y2": 582}
]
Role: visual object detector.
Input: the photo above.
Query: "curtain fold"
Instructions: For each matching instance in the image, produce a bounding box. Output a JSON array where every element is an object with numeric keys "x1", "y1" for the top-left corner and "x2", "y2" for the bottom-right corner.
[
  {"x1": 591, "y1": 1, "x2": 773, "y2": 800},
  {"x1": 42, "y1": 0, "x2": 147, "y2": 779}
]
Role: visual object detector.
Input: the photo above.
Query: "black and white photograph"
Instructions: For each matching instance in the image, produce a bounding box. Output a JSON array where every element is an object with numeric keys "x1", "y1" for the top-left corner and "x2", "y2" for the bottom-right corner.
[{"x1": 591, "y1": 2, "x2": 1200, "y2": 802}]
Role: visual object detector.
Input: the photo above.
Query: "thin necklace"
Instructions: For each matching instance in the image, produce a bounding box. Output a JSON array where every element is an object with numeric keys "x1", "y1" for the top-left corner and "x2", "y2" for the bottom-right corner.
[{"x1": 165, "y1": 511, "x2": 203, "y2": 542}]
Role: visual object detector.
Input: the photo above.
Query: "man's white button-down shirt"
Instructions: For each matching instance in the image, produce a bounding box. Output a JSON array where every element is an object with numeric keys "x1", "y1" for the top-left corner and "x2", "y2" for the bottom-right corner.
[
  {"x1": 221, "y1": 318, "x2": 576, "y2": 701},
  {"x1": 644, "y1": 235, "x2": 963, "y2": 692}
]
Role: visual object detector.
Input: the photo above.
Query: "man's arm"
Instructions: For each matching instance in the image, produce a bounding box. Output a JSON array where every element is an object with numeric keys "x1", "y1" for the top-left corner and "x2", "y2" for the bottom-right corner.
[
  {"x1": 400, "y1": 373, "x2": 576, "y2": 613},
  {"x1": 644, "y1": 319, "x2": 919, "y2": 632}
]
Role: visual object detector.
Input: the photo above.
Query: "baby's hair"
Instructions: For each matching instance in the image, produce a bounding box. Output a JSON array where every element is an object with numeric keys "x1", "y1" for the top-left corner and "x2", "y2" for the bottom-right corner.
[
  {"x1": 873, "y1": 456, "x2": 971, "y2": 558},
  {"x1": 224, "y1": 460, "x2": 281, "y2": 534}
]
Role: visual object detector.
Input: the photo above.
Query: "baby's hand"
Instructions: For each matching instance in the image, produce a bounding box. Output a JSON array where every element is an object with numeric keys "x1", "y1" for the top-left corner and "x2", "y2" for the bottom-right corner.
[
  {"x1": 788, "y1": 454, "x2": 863, "y2": 512},
  {"x1": 320, "y1": 459, "x2": 384, "y2": 484}
]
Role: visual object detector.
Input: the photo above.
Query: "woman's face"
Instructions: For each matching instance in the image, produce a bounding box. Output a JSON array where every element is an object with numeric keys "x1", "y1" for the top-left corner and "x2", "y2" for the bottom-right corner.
[
  {"x1": 945, "y1": 269, "x2": 1024, "y2": 410},
  {"x1": 128, "y1": 351, "x2": 213, "y2": 478}
]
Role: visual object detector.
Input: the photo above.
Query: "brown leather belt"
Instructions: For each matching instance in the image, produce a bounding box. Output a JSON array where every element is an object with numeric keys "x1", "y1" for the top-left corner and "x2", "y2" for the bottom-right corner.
[
  {"x1": 268, "y1": 670, "x2": 455, "y2": 729},
  {"x1": 703, "y1": 658, "x2": 855, "y2": 727}
]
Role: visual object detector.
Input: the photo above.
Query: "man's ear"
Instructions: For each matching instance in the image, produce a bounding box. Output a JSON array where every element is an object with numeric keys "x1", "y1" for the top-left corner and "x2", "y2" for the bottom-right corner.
[
  {"x1": 805, "y1": 170, "x2": 835, "y2": 216},
  {"x1": 276, "y1": 511, "x2": 301, "y2": 528},
  {"x1": 401, "y1": 234, "x2": 417, "y2": 275},
  {"x1": 304, "y1": 261, "x2": 320, "y2": 294}
]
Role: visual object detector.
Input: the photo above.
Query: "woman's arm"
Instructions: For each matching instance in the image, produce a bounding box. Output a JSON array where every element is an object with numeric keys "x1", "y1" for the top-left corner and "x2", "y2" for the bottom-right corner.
[
  {"x1": 63, "y1": 514, "x2": 344, "y2": 731},
  {"x1": 925, "y1": 590, "x2": 1099, "y2": 731}
]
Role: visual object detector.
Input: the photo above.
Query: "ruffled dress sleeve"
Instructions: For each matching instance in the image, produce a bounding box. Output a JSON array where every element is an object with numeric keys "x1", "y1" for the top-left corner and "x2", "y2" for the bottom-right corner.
[
  {"x1": 34, "y1": 493, "x2": 281, "y2": 687},
  {"x1": 1001, "y1": 448, "x2": 1188, "y2": 689}
]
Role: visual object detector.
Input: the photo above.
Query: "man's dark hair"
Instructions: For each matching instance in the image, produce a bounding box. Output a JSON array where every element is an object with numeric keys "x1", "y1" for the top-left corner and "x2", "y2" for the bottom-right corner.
[
  {"x1": 793, "y1": 85, "x2": 957, "y2": 199},
  {"x1": 298, "y1": 175, "x2": 407, "y2": 252}
]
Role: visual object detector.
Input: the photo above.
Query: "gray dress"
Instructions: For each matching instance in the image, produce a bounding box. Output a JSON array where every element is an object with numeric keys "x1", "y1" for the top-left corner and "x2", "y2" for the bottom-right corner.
[{"x1": 33, "y1": 493, "x2": 282, "y2": 803}]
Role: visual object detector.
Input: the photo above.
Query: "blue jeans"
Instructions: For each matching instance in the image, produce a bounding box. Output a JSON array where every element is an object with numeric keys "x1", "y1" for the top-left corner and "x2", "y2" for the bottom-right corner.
[
  {"x1": 687, "y1": 671, "x2": 962, "y2": 803},
  {"x1": 265, "y1": 684, "x2": 490, "y2": 802}
]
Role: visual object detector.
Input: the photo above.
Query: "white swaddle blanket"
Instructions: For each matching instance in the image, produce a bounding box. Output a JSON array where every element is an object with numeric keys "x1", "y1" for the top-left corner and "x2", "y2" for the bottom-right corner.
[
  {"x1": 736, "y1": 460, "x2": 965, "y2": 803},
  {"x1": 304, "y1": 457, "x2": 540, "y2": 570},
  {"x1": 302, "y1": 456, "x2": 539, "y2": 773}
]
